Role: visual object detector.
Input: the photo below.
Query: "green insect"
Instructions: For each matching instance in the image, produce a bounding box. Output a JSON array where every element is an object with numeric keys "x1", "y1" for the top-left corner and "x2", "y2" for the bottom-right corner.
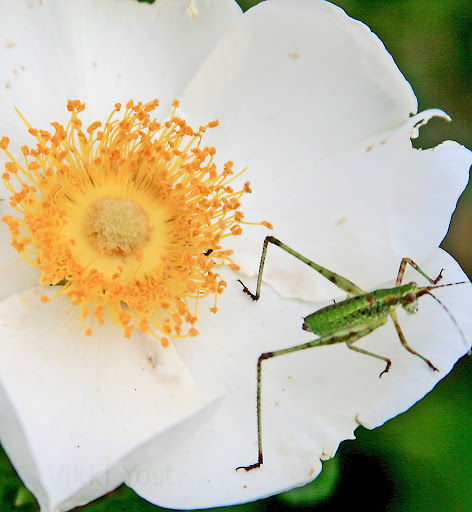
[{"x1": 236, "y1": 236, "x2": 466, "y2": 472}]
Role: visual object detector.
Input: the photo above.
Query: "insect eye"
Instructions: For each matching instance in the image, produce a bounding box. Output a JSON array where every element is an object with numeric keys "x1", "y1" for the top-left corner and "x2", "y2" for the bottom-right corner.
[{"x1": 402, "y1": 294, "x2": 418, "y2": 314}]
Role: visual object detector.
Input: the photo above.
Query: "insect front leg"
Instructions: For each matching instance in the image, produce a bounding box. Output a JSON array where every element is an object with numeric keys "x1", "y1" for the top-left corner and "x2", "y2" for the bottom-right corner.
[
  {"x1": 390, "y1": 311, "x2": 439, "y2": 371},
  {"x1": 395, "y1": 257, "x2": 443, "y2": 286},
  {"x1": 235, "y1": 332, "x2": 345, "y2": 472},
  {"x1": 238, "y1": 236, "x2": 365, "y2": 301}
]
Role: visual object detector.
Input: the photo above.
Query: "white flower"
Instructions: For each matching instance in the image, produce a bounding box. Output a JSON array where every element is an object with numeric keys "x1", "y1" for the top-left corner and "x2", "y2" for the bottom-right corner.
[{"x1": 0, "y1": 0, "x2": 471, "y2": 511}]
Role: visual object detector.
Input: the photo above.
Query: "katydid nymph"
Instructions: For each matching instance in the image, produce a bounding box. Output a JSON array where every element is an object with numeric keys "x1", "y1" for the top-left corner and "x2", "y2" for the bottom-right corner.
[{"x1": 236, "y1": 236, "x2": 467, "y2": 472}]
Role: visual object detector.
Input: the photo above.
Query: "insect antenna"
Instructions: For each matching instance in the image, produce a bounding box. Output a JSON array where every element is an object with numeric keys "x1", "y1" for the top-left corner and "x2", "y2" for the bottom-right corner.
[
  {"x1": 423, "y1": 281, "x2": 467, "y2": 291},
  {"x1": 423, "y1": 290, "x2": 469, "y2": 351}
]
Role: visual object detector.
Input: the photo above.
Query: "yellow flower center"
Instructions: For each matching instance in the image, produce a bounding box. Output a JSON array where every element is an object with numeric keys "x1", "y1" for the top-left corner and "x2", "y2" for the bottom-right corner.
[
  {"x1": 0, "y1": 99, "x2": 272, "y2": 344},
  {"x1": 86, "y1": 197, "x2": 151, "y2": 257}
]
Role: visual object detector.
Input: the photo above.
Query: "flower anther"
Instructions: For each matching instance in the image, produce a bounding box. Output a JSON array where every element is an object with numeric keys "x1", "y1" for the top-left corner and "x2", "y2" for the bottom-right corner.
[{"x1": 1, "y1": 99, "x2": 270, "y2": 343}]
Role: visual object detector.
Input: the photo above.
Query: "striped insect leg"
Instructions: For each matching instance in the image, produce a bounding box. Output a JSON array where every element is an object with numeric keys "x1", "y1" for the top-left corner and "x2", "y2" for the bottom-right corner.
[
  {"x1": 239, "y1": 236, "x2": 364, "y2": 301},
  {"x1": 342, "y1": 320, "x2": 391, "y2": 377},
  {"x1": 395, "y1": 257, "x2": 443, "y2": 286},
  {"x1": 236, "y1": 332, "x2": 348, "y2": 472},
  {"x1": 390, "y1": 311, "x2": 439, "y2": 371}
]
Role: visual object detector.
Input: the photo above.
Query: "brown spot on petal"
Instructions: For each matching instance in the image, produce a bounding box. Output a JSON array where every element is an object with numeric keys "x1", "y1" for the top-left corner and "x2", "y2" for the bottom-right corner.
[
  {"x1": 320, "y1": 451, "x2": 332, "y2": 461},
  {"x1": 147, "y1": 354, "x2": 157, "y2": 368}
]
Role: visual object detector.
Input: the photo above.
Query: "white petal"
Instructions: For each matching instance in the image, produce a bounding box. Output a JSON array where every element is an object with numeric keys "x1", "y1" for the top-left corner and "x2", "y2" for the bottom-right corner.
[
  {"x1": 0, "y1": 0, "x2": 242, "y2": 151},
  {"x1": 230, "y1": 112, "x2": 471, "y2": 301},
  {"x1": 0, "y1": 153, "x2": 40, "y2": 299},
  {"x1": 182, "y1": 0, "x2": 417, "y2": 152},
  {"x1": 0, "y1": 287, "x2": 215, "y2": 512},
  {"x1": 179, "y1": 0, "x2": 470, "y2": 300},
  {"x1": 128, "y1": 250, "x2": 471, "y2": 508}
]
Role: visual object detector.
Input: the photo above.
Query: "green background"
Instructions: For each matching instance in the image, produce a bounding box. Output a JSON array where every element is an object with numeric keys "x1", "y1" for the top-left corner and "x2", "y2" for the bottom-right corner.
[{"x1": 2, "y1": 0, "x2": 471, "y2": 511}]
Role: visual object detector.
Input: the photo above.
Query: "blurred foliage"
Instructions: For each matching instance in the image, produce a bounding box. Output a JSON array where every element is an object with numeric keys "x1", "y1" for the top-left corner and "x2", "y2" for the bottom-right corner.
[
  {"x1": 1, "y1": 0, "x2": 470, "y2": 511},
  {"x1": 278, "y1": 458, "x2": 341, "y2": 507}
]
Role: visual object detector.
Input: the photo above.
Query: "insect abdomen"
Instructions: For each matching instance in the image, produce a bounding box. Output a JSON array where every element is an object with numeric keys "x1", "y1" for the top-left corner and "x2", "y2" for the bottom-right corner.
[{"x1": 303, "y1": 290, "x2": 399, "y2": 335}]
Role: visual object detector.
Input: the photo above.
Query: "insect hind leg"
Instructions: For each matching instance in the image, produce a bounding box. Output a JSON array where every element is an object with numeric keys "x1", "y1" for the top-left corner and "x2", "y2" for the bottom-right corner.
[
  {"x1": 237, "y1": 279, "x2": 258, "y2": 301},
  {"x1": 238, "y1": 236, "x2": 364, "y2": 301},
  {"x1": 235, "y1": 333, "x2": 345, "y2": 472}
]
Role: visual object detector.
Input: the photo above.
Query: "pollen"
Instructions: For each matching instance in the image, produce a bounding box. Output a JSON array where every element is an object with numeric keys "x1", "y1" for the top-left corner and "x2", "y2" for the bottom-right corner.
[
  {"x1": 86, "y1": 197, "x2": 150, "y2": 257},
  {"x1": 1, "y1": 99, "x2": 270, "y2": 343}
]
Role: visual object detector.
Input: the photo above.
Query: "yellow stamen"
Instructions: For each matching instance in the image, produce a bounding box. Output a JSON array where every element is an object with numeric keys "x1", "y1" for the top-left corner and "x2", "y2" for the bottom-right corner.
[
  {"x1": 1, "y1": 99, "x2": 272, "y2": 342},
  {"x1": 86, "y1": 197, "x2": 151, "y2": 257}
]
